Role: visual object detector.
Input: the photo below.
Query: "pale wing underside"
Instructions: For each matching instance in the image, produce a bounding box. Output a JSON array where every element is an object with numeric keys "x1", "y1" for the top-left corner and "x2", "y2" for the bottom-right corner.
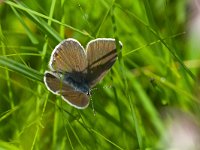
[
  {"x1": 44, "y1": 71, "x2": 89, "y2": 109},
  {"x1": 86, "y1": 38, "x2": 121, "y2": 87},
  {"x1": 49, "y1": 39, "x2": 87, "y2": 73}
]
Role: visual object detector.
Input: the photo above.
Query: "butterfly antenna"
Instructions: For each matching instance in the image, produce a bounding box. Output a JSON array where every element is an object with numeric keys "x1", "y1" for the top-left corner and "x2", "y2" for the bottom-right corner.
[
  {"x1": 103, "y1": 84, "x2": 112, "y2": 89},
  {"x1": 89, "y1": 85, "x2": 113, "y2": 116},
  {"x1": 90, "y1": 84, "x2": 112, "y2": 92},
  {"x1": 90, "y1": 87, "x2": 98, "y2": 91},
  {"x1": 89, "y1": 90, "x2": 96, "y2": 116}
]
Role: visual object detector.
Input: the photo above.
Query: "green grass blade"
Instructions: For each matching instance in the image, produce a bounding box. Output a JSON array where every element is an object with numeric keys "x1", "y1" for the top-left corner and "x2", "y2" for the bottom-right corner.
[
  {"x1": 5, "y1": 0, "x2": 93, "y2": 39},
  {"x1": 0, "y1": 56, "x2": 43, "y2": 82},
  {"x1": 10, "y1": 6, "x2": 39, "y2": 44}
]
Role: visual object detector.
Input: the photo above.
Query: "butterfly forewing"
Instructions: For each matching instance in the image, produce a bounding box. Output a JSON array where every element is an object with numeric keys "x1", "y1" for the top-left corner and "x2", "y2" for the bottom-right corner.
[
  {"x1": 49, "y1": 38, "x2": 87, "y2": 73},
  {"x1": 86, "y1": 38, "x2": 122, "y2": 87},
  {"x1": 44, "y1": 71, "x2": 89, "y2": 109}
]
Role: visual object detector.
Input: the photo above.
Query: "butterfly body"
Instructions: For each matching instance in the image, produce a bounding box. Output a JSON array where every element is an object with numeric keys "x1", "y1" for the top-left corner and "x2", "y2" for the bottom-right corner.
[
  {"x1": 63, "y1": 72, "x2": 89, "y2": 94},
  {"x1": 44, "y1": 38, "x2": 122, "y2": 109}
]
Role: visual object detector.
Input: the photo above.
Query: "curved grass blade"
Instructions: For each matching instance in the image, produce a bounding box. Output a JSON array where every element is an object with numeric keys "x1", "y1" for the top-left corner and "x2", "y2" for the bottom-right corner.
[
  {"x1": 5, "y1": 0, "x2": 93, "y2": 39},
  {"x1": 10, "y1": 6, "x2": 39, "y2": 44},
  {"x1": 0, "y1": 56, "x2": 43, "y2": 82}
]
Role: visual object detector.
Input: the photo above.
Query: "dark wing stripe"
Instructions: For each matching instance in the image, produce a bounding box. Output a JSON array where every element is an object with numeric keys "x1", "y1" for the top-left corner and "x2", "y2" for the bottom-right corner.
[{"x1": 86, "y1": 39, "x2": 122, "y2": 87}]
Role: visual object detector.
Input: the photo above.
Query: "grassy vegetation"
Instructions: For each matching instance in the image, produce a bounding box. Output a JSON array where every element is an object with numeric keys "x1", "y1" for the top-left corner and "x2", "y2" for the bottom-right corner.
[{"x1": 0, "y1": 0, "x2": 200, "y2": 149}]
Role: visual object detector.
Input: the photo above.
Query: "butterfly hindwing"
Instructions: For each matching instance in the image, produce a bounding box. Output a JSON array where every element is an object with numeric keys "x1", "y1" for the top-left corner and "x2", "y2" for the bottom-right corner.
[
  {"x1": 44, "y1": 71, "x2": 69, "y2": 94},
  {"x1": 61, "y1": 90, "x2": 89, "y2": 109},
  {"x1": 44, "y1": 71, "x2": 89, "y2": 109}
]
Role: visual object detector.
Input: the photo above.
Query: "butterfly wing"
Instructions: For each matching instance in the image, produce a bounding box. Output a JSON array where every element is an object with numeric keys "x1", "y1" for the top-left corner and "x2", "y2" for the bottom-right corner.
[
  {"x1": 61, "y1": 90, "x2": 89, "y2": 109},
  {"x1": 86, "y1": 38, "x2": 122, "y2": 87},
  {"x1": 49, "y1": 38, "x2": 87, "y2": 73},
  {"x1": 44, "y1": 71, "x2": 89, "y2": 109}
]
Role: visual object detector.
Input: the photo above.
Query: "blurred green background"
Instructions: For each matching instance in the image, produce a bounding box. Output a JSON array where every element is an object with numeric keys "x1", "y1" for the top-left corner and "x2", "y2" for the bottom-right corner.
[{"x1": 0, "y1": 0, "x2": 200, "y2": 149}]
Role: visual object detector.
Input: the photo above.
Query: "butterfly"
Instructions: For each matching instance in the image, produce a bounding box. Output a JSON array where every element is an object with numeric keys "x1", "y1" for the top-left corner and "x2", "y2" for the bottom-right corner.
[{"x1": 44, "y1": 38, "x2": 122, "y2": 109}]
